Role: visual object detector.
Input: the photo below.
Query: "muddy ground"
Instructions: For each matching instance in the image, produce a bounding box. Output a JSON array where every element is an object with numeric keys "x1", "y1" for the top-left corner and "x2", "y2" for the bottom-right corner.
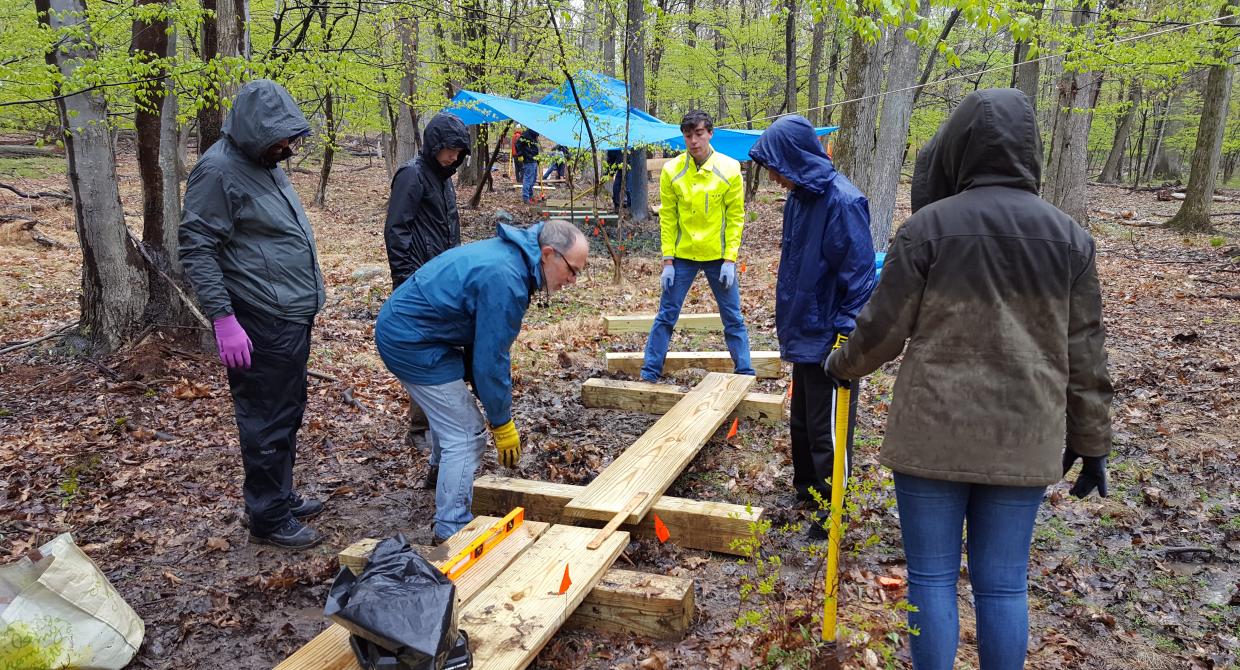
[{"x1": 1, "y1": 148, "x2": 1238, "y2": 669}]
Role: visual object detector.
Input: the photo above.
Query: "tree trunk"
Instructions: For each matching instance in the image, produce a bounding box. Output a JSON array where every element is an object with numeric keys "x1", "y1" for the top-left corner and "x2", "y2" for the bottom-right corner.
[
  {"x1": 822, "y1": 25, "x2": 839, "y2": 124},
  {"x1": 1043, "y1": 0, "x2": 1097, "y2": 225},
  {"x1": 1098, "y1": 80, "x2": 1140, "y2": 183},
  {"x1": 604, "y1": 7, "x2": 617, "y2": 77},
  {"x1": 715, "y1": 0, "x2": 726, "y2": 120},
  {"x1": 784, "y1": 0, "x2": 797, "y2": 114},
  {"x1": 395, "y1": 16, "x2": 420, "y2": 166},
  {"x1": 315, "y1": 87, "x2": 336, "y2": 206},
  {"x1": 868, "y1": 1, "x2": 927, "y2": 251},
  {"x1": 197, "y1": 0, "x2": 222, "y2": 154},
  {"x1": 835, "y1": 29, "x2": 885, "y2": 194},
  {"x1": 1140, "y1": 95, "x2": 1170, "y2": 185},
  {"x1": 1168, "y1": 0, "x2": 1238, "y2": 232},
  {"x1": 626, "y1": 0, "x2": 649, "y2": 222},
  {"x1": 160, "y1": 28, "x2": 182, "y2": 242},
  {"x1": 1011, "y1": 0, "x2": 1043, "y2": 112},
  {"x1": 807, "y1": 17, "x2": 825, "y2": 125},
  {"x1": 38, "y1": 0, "x2": 147, "y2": 352}
]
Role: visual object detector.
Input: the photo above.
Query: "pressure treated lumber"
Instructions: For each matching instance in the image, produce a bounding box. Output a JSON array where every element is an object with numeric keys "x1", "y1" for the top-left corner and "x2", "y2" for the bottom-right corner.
[
  {"x1": 473, "y1": 475, "x2": 762, "y2": 555},
  {"x1": 564, "y1": 372, "x2": 755, "y2": 524},
  {"x1": 462, "y1": 524, "x2": 630, "y2": 669},
  {"x1": 606, "y1": 350, "x2": 782, "y2": 378},
  {"x1": 581, "y1": 377, "x2": 786, "y2": 422},
  {"x1": 274, "y1": 516, "x2": 548, "y2": 670},
  {"x1": 339, "y1": 537, "x2": 695, "y2": 640},
  {"x1": 603, "y1": 312, "x2": 723, "y2": 334}
]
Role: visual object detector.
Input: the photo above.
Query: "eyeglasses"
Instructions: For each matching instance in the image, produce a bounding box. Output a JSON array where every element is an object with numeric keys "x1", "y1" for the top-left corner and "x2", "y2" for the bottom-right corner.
[{"x1": 555, "y1": 250, "x2": 582, "y2": 279}]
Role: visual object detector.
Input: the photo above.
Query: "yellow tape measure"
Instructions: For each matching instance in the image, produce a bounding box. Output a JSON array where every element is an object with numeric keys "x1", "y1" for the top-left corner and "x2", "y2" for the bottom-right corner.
[{"x1": 439, "y1": 507, "x2": 525, "y2": 581}]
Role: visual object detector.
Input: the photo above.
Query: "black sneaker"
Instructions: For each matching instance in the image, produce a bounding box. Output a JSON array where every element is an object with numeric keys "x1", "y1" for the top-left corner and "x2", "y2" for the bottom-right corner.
[
  {"x1": 289, "y1": 493, "x2": 324, "y2": 520},
  {"x1": 250, "y1": 518, "x2": 322, "y2": 550},
  {"x1": 806, "y1": 513, "x2": 830, "y2": 542},
  {"x1": 422, "y1": 465, "x2": 439, "y2": 490}
]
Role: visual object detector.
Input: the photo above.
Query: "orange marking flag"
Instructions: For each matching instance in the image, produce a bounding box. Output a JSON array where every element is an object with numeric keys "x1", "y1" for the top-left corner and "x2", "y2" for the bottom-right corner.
[
  {"x1": 653, "y1": 514, "x2": 671, "y2": 543},
  {"x1": 558, "y1": 564, "x2": 572, "y2": 594},
  {"x1": 726, "y1": 418, "x2": 739, "y2": 440}
]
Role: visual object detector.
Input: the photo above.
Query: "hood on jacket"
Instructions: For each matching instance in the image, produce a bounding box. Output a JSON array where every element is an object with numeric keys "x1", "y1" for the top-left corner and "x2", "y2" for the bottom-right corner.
[
  {"x1": 911, "y1": 88, "x2": 1041, "y2": 213},
  {"x1": 497, "y1": 221, "x2": 544, "y2": 291},
  {"x1": 748, "y1": 115, "x2": 836, "y2": 195},
  {"x1": 422, "y1": 113, "x2": 472, "y2": 178},
  {"x1": 222, "y1": 80, "x2": 311, "y2": 163}
]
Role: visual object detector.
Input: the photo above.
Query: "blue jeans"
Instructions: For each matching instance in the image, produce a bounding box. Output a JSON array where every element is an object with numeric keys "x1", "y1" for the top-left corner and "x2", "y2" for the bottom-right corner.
[
  {"x1": 521, "y1": 162, "x2": 538, "y2": 202},
  {"x1": 893, "y1": 472, "x2": 1045, "y2": 670},
  {"x1": 400, "y1": 379, "x2": 487, "y2": 540},
  {"x1": 641, "y1": 258, "x2": 754, "y2": 381}
]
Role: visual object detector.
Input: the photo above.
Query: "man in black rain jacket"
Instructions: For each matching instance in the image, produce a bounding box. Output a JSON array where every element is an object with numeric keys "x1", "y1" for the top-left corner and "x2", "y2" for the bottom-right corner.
[
  {"x1": 384, "y1": 113, "x2": 472, "y2": 290},
  {"x1": 179, "y1": 80, "x2": 326, "y2": 550}
]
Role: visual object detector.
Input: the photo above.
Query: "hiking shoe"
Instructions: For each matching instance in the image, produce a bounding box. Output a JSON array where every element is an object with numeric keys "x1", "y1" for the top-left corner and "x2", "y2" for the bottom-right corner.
[
  {"x1": 806, "y1": 513, "x2": 830, "y2": 542},
  {"x1": 422, "y1": 465, "x2": 439, "y2": 490},
  {"x1": 431, "y1": 532, "x2": 452, "y2": 547},
  {"x1": 289, "y1": 493, "x2": 324, "y2": 520},
  {"x1": 250, "y1": 518, "x2": 322, "y2": 550}
]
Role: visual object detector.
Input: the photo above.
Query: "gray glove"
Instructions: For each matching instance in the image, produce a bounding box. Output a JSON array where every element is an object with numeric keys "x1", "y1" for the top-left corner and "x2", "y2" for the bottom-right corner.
[
  {"x1": 660, "y1": 264, "x2": 675, "y2": 291},
  {"x1": 719, "y1": 261, "x2": 737, "y2": 289}
]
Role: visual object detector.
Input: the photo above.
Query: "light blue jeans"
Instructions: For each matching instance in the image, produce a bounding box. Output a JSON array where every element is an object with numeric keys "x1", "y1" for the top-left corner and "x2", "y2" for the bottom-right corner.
[
  {"x1": 401, "y1": 379, "x2": 487, "y2": 539},
  {"x1": 893, "y1": 472, "x2": 1045, "y2": 670},
  {"x1": 641, "y1": 258, "x2": 754, "y2": 381},
  {"x1": 521, "y1": 161, "x2": 538, "y2": 202}
]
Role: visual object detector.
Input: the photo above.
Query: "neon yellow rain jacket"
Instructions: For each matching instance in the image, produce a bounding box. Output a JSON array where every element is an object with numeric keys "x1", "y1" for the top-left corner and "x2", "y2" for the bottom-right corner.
[{"x1": 659, "y1": 149, "x2": 745, "y2": 262}]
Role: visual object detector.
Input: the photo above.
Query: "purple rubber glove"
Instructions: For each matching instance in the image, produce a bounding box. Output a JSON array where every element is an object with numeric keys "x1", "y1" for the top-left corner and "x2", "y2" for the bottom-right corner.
[{"x1": 213, "y1": 314, "x2": 253, "y2": 369}]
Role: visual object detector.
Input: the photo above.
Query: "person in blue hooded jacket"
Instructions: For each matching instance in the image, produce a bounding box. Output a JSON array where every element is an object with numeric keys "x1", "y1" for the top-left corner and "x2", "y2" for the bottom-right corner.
[
  {"x1": 374, "y1": 219, "x2": 588, "y2": 543},
  {"x1": 749, "y1": 115, "x2": 876, "y2": 535}
]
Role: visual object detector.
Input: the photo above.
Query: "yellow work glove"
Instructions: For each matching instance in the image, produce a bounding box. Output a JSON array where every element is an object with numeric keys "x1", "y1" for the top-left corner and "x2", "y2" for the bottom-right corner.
[{"x1": 491, "y1": 420, "x2": 521, "y2": 468}]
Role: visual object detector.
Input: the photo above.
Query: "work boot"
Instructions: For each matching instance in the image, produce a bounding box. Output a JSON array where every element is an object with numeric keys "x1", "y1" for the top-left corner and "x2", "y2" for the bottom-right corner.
[
  {"x1": 250, "y1": 518, "x2": 322, "y2": 550},
  {"x1": 289, "y1": 493, "x2": 324, "y2": 520},
  {"x1": 422, "y1": 465, "x2": 439, "y2": 490}
]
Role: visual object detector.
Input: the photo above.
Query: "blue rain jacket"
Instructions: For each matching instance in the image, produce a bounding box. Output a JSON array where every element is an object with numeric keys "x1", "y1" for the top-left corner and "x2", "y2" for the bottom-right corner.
[
  {"x1": 749, "y1": 115, "x2": 877, "y2": 364},
  {"x1": 375, "y1": 222, "x2": 544, "y2": 426}
]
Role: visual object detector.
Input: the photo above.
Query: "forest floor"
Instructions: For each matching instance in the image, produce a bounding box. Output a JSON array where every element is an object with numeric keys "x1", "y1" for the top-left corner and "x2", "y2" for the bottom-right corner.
[{"x1": 1, "y1": 147, "x2": 1238, "y2": 670}]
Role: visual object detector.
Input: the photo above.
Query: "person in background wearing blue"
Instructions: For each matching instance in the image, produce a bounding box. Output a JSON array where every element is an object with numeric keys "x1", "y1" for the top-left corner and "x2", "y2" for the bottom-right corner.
[
  {"x1": 516, "y1": 127, "x2": 541, "y2": 203},
  {"x1": 542, "y1": 144, "x2": 569, "y2": 181},
  {"x1": 749, "y1": 115, "x2": 876, "y2": 539},
  {"x1": 826, "y1": 89, "x2": 1113, "y2": 669},
  {"x1": 605, "y1": 148, "x2": 631, "y2": 212},
  {"x1": 374, "y1": 220, "x2": 588, "y2": 544}
]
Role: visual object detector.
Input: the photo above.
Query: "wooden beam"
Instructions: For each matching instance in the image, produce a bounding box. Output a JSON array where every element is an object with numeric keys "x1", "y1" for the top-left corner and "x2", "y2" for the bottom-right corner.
[
  {"x1": 603, "y1": 312, "x2": 722, "y2": 334},
  {"x1": 474, "y1": 476, "x2": 762, "y2": 556},
  {"x1": 581, "y1": 377, "x2": 786, "y2": 423},
  {"x1": 338, "y1": 537, "x2": 695, "y2": 640},
  {"x1": 275, "y1": 516, "x2": 548, "y2": 670},
  {"x1": 606, "y1": 351, "x2": 783, "y2": 378},
  {"x1": 564, "y1": 373, "x2": 755, "y2": 524},
  {"x1": 462, "y1": 524, "x2": 630, "y2": 669}
]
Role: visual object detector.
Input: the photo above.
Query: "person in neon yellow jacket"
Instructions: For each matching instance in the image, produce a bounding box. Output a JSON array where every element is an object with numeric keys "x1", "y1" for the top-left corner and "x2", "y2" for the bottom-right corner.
[{"x1": 641, "y1": 110, "x2": 755, "y2": 381}]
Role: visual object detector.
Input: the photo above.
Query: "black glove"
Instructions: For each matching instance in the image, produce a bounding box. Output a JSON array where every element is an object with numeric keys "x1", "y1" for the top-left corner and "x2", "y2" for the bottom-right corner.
[
  {"x1": 822, "y1": 334, "x2": 852, "y2": 388},
  {"x1": 1062, "y1": 447, "x2": 1108, "y2": 498}
]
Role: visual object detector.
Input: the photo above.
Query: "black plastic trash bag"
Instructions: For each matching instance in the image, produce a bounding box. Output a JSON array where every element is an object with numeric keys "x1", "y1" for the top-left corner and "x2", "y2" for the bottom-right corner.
[{"x1": 325, "y1": 534, "x2": 466, "y2": 670}]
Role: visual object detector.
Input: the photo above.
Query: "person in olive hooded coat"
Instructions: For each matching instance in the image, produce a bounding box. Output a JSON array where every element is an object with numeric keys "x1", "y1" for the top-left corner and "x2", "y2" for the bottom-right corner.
[
  {"x1": 827, "y1": 88, "x2": 1113, "y2": 669},
  {"x1": 180, "y1": 80, "x2": 327, "y2": 550}
]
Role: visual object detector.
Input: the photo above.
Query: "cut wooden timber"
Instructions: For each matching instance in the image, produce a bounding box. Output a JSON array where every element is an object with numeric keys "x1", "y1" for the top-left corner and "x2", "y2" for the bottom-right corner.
[
  {"x1": 582, "y1": 377, "x2": 786, "y2": 423},
  {"x1": 462, "y1": 524, "x2": 629, "y2": 669},
  {"x1": 588, "y1": 492, "x2": 647, "y2": 549},
  {"x1": 275, "y1": 516, "x2": 548, "y2": 670},
  {"x1": 338, "y1": 537, "x2": 694, "y2": 640},
  {"x1": 606, "y1": 351, "x2": 782, "y2": 378},
  {"x1": 474, "y1": 476, "x2": 761, "y2": 555},
  {"x1": 603, "y1": 312, "x2": 723, "y2": 334},
  {"x1": 564, "y1": 373, "x2": 755, "y2": 524}
]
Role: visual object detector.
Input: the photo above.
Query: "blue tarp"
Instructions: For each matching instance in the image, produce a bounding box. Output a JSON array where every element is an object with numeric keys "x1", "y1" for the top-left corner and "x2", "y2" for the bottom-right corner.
[{"x1": 444, "y1": 73, "x2": 837, "y2": 162}]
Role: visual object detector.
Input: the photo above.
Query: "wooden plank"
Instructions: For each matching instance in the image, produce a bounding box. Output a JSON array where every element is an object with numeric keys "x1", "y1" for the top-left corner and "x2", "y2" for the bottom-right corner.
[
  {"x1": 603, "y1": 312, "x2": 723, "y2": 334},
  {"x1": 606, "y1": 350, "x2": 782, "y2": 378},
  {"x1": 339, "y1": 538, "x2": 695, "y2": 640},
  {"x1": 473, "y1": 476, "x2": 762, "y2": 556},
  {"x1": 581, "y1": 377, "x2": 786, "y2": 423},
  {"x1": 462, "y1": 524, "x2": 629, "y2": 670},
  {"x1": 275, "y1": 517, "x2": 549, "y2": 670},
  {"x1": 588, "y1": 492, "x2": 647, "y2": 549},
  {"x1": 563, "y1": 373, "x2": 754, "y2": 524},
  {"x1": 564, "y1": 568, "x2": 694, "y2": 640}
]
